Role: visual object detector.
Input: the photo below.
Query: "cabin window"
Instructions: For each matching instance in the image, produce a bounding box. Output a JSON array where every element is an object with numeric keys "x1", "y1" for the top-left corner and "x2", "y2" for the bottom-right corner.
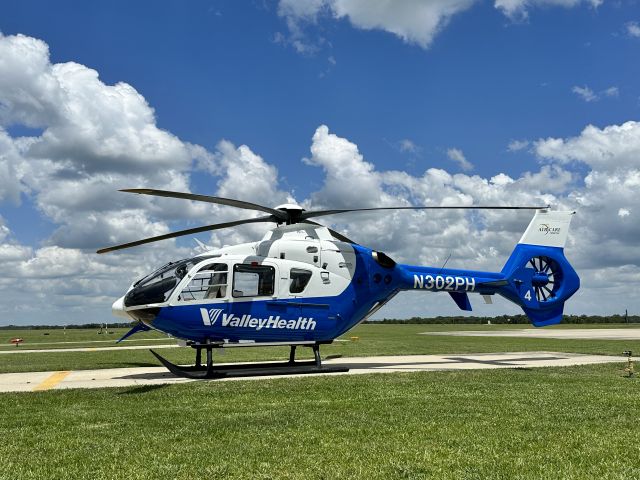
[
  {"x1": 178, "y1": 263, "x2": 228, "y2": 302},
  {"x1": 290, "y1": 268, "x2": 312, "y2": 294},
  {"x1": 233, "y1": 264, "x2": 275, "y2": 297}
]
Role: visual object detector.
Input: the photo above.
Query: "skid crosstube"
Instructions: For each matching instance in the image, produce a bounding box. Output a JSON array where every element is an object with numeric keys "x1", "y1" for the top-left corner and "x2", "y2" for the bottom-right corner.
[{"x1": 150, "y1": 344, "x2": 349, "y2": 380}]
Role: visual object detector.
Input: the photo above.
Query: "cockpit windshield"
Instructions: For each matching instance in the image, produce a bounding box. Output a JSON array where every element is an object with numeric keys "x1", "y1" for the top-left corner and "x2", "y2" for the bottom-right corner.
[{"x1": 125, "y1": 258, "x2": 199, "y2": 307}]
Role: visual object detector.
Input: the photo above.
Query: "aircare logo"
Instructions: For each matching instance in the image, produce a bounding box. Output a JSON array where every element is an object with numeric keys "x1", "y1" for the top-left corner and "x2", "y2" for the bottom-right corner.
[
  {"x1": 199, "y1": 308, "x2": 316, "y2": 331},
  {"x1": 539, "y1": 223, "x2": 561, "y2": 236}
]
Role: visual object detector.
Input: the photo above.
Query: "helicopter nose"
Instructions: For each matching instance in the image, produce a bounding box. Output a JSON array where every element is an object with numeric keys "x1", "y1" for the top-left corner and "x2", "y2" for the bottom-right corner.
[{"x1": 112, "y1": 296, "x2": 132, "y2": 320}]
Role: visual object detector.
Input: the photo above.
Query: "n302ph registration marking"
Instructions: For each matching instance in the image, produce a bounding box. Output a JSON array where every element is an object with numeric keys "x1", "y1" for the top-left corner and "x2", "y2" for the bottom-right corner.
[{"x1": 413, "y1": 274, "x2": 476, "y2": 292}]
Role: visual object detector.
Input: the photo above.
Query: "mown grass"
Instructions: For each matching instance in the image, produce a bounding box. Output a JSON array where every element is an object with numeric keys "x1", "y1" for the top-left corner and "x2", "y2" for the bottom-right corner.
[
  {"x1": 1, "y1": 324, "x2": 638, "y2": 373},
  {"x1": 0, "y1": 327, "x2": 173, "y2": 350},
  {"x1": 4, "y1": 323, "x2": 636, "y2": 351},
  {"x1": 1, "y1": 363, "x2": 639, "y2": 479}
]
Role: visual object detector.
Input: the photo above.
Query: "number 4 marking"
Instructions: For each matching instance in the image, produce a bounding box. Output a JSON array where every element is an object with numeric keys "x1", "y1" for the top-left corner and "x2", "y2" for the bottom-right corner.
[{"x1": 524, "y1": 290, "x2": 532, "y2": 301}]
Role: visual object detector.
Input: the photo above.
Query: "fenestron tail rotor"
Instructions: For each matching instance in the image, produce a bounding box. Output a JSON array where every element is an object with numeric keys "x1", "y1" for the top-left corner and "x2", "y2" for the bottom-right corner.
[
  {"x1": 528, "y1": 255, "x2": 562, "y2": 302},
  {"x1": 96, "y1": 188, "x2": 549, "y2": 254}
]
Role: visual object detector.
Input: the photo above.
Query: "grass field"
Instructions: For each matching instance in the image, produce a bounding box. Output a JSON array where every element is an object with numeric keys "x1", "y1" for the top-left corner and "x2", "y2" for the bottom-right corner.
[
  {"x1": 1, "y1": 323, "x2": 638, "y2": 373},
  {"x1": 2, "y1": 324, "x2": 639, "y2": 479},
  {"x1": 0, "y1": 326, "x2": 174, "y2": 349},
  {"x1": 1, "y1": 363, "x2": 639, "y2": 479}
]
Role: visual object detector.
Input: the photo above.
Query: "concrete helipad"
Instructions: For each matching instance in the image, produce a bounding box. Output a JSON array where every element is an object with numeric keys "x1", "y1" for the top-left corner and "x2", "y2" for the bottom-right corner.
[
  {"x1": 0, "y1": 352, "x2": 625, "y2": 393},
  {"x1": 421, "y1": 328, "x2": 640, "y2": 340}
]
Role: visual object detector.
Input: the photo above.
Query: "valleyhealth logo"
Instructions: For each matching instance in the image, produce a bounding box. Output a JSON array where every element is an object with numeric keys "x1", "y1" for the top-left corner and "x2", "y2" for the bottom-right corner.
[
  {"x1": 200, "y1": 308, "x2": 224, "y2": 326},
  {"x1": 199, "y1": 308, "x2": 316, "y2": 331}
]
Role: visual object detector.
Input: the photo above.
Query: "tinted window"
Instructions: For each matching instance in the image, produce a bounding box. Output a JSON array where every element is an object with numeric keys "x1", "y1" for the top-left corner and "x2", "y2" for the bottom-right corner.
[
  {"x1": 125, "y1": 258, "x2": 197, "y2": 307},
  {"x1": 233, "y1": 264, "x2": 275, "y2": 297},
  {"x1": 290, "y1": 268, "x2": 312, "y2": 293},
  {"x1": 135, "y1": 258, "x2": 194, "y2": 288},
  {"x1": 124, "y1": 277, "x2": 177, "y2": 307}
]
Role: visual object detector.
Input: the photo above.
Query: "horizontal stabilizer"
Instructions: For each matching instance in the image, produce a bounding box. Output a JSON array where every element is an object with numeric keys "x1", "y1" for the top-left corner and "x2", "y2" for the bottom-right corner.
[
  {"x1": 449, "y1": 291, "x2": 472, "y2": 311},
  {"x1": 478, "y1": 279, "x2": 508, "y2": 287}
]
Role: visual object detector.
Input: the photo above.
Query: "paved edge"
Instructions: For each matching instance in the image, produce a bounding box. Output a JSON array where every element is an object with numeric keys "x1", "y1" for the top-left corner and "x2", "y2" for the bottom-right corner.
[{"x1": 0, "y1": 352, "x2": 627, "y2": 393}]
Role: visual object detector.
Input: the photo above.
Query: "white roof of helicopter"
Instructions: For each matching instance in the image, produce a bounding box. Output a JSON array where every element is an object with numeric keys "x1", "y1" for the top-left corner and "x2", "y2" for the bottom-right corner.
[
  {"x1": 189, "y1": 223, "x2": 357, "y2": 294},
  {"x1": 194, "y1": 223, "x2": 348, "y2": 260}
]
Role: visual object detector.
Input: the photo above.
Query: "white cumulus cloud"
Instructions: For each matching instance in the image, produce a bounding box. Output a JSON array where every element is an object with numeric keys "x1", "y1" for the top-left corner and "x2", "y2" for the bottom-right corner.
[
  {"x1": 572, "y1": 85, "x2": 598, "y2": 102},
  {"x1": 398, "y1": 138, "x2": 421, "y2": 154},
  {"x1": 278, "y1": 0, "x2": 478, "y2": 50},
  {"x1": 626, "y1": 21, "x2": 640, "y2": 38},
  {"x1": 277, "y1": 0, "x2": 604, "y2": 52},
  {"x1": 446, "y1": 148, "x2": 474, "y2": 171},
  {"x1": 572, "y1": 85, "x2": 620, "y2": 103},
  {"x1": 495, "y1": 0, "x2": 601, "y2": 21},
  {"x1": 2, "y1": 33, "x2": 640, "y2": 324},
  {"x1": 507, "y1": 139, "x2": 530, "y2": 152}
]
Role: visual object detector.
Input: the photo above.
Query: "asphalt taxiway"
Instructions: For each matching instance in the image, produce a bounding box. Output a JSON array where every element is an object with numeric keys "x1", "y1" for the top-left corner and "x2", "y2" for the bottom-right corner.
[{"x1": 0, "y1": 351, "x2": 626, "y2": 393}]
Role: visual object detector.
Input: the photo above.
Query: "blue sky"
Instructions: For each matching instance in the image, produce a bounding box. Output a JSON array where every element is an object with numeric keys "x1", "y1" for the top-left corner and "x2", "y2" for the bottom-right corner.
[{"x1": 0, "y1": 0, "x2": 639, "y2": 324}]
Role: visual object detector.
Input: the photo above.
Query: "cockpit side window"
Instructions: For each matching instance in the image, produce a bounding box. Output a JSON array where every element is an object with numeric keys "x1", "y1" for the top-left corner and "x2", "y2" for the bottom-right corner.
[
  {"x1": 232, "y1": 264, "x2": 275, "y2": 297},
  {"x1": 178, "y1": 263, "x2": 228, "y2": 302},
  {"x1": 290, "y1": 268, "x2": 312, "y2": 294}
]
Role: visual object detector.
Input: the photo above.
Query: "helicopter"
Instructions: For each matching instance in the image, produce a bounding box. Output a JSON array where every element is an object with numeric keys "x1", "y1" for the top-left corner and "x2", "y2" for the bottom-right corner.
[{"x1": 99, "y1": 188, "x2": 580, "y2": 379}]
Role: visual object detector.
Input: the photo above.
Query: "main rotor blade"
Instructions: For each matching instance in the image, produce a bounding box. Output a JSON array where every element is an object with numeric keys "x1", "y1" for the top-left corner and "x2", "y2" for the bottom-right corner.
[
  {"x1": 301, "y1": 205, "x2": 549, "y2": 220},
  {"x1": 301, "y1": 220, "x2": 357, "y2": 244},
  {"x1": 120, "y1": 189, "x2": 288, "y2": 220},
  {"x1": 97, "y1": 216, "x2": 275, "y2": 254}
]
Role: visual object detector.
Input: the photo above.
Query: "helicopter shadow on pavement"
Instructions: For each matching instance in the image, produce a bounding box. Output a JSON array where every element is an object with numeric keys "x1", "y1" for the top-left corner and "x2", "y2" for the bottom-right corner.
[
  {"x1": 114, "y1": 354, "x2": 564, "y2": 381},
  {"x1": 335, "y1": 355, "x2": 564, "y2": 370}
]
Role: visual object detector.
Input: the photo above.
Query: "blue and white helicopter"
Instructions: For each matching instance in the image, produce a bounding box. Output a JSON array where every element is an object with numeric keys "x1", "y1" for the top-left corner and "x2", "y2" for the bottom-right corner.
[{"x1": 100, "y1": 189, "x2": 580, "y2": 378}]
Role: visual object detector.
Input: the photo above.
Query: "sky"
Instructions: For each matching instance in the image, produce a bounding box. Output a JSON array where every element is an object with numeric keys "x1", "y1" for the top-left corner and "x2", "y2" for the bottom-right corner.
[{"x1": 0, "y1": 0, "x2": 639, "y2": 325}]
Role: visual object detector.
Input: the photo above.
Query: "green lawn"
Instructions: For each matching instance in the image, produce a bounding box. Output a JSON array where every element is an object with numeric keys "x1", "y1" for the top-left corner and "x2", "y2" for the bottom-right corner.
[
  {"x1": 0, "y1": 324, "x2": 638, "y2": 373},
  {"x1": 1, "y1": 324, "x2": 639, "y2": 479},
  {"x1": 0, "y1": 324, "x2": 638, "y2": 374},
  {"x1": 1, "y1": 363, "x2": 638, "y2": 479},
  {"x1": 0, "y1": 327, "x2": 173, "y2": 350}
]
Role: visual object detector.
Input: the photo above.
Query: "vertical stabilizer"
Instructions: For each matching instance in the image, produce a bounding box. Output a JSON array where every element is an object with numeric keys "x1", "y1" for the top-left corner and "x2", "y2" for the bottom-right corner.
[
  {"x1": 518, "y1": 210, "x2": 575, "y2": 249},
  {"x1": 500, "y1": 210, "x2": 580, "y2": 326}
]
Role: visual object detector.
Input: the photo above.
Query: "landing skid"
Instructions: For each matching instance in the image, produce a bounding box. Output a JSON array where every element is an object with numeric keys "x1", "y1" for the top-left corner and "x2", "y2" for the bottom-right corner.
[{"x1": 150, "y1": 344, "x2": 349, "y2": 380}]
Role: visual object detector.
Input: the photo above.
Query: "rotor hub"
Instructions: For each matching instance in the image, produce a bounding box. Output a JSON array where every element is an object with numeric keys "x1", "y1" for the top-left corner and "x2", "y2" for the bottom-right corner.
[
  {"x1": 531, "y1": 272, "x2": 550, "y2": 286},
  {"x1": 275, "y1": 203, "x2": 305, "y2": 212},
  {"x1": 528, "y1": 255, "x2": 561, "y2": 302},
  {"x1": 275, "y1": 204, "x2": 305, "y2": 224}
]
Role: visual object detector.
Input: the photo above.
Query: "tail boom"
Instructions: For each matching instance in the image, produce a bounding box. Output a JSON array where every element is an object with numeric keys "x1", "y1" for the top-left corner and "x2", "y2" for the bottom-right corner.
[{"x1": 396, "y1": 210, "x2": 580, "y2": 327}]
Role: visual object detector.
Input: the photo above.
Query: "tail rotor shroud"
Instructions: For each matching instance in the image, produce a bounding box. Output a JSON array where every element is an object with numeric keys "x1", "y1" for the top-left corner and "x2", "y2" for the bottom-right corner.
[{"x1": 528, "y1": 255, "x2": 563, "y2": 303}]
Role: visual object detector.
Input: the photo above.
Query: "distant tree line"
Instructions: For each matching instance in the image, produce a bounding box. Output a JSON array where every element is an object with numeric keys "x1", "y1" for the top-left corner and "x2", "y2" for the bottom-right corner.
[
  {"x1": 0, "y1": 322, "x2": 135, "y2": 330},
  {"x1": 1, "y1": 314, "x2": 638, "y2": 329},
  {"x1": 365, "y1": 314, "x2": 640, "y2": 325}
]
